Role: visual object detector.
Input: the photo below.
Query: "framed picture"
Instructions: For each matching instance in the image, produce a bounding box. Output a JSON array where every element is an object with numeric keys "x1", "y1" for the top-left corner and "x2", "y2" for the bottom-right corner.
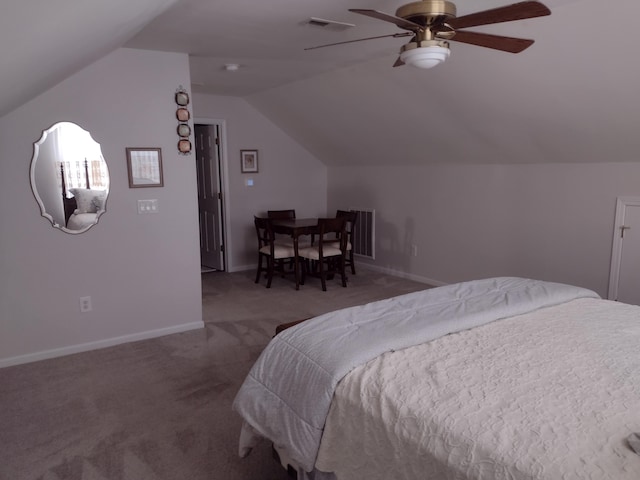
[
  {"x1": 126, "y1": 148, "x2": 164, "y2": 188},
  {"x1": 241, "y1": 149, "x2": 259, "y2": 173}
]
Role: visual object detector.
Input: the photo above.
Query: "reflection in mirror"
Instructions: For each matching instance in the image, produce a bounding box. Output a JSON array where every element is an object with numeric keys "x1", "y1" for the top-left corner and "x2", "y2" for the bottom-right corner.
[{"x1": 30, "y1": 122, "x2": 109, "y2": 234}]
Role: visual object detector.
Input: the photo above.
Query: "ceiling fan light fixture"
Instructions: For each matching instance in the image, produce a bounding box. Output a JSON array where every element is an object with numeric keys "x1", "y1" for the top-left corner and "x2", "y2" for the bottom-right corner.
[{"x1": 400, "y1": 40, "x2": 450, "y2": 69}]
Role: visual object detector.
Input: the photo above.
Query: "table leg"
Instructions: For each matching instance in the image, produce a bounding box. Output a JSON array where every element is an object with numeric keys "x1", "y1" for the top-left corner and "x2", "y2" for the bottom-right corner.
[{"x1": 293, "y1": 235, "x2": 300, "y2": 290}]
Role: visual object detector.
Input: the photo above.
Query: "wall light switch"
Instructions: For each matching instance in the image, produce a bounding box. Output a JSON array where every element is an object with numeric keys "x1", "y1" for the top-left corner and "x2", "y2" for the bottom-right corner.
[
  {"x1": 138, "y1": 199, "x2": 159, "y2": 214},
  {"x1": 245, "y1": 178, "x2": 254, "y2": 187}
]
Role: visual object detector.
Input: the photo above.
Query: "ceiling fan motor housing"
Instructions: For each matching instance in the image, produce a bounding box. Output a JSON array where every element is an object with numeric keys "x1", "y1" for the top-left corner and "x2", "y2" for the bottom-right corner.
[
  {"x1": 401, "y1": 39, "x2": 450, "y2": 52},
  {"x1": 395, "y1": 0, "x2": 457, "y2": 26}
]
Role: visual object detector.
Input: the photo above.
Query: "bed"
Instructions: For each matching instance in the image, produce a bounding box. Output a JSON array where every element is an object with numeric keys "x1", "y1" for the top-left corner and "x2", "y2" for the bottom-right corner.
[
  {"x1": 60, "y1": 162, "x2": 106, "y2": 230},
  {"x1": 232, "y1": 277, "x2": 640, "y2": 480}
]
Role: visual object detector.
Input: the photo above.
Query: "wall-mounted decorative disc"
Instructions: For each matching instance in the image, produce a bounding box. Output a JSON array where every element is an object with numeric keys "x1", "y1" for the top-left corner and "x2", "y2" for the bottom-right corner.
[
  {"x1": 175, "y1": 86, "x2": 192, "y2": 154},
  {"x1": 178, "y1": 139, "x2": 192, "y2": 153},
  {"x1": 176, "y1": 108, "x2": 190, "y2": 122},
  {"x1": 177, "y1": 123, "x2": 191, "y2": 138},
  {"x1": 175, "y1": 91, "x2": 190, "y2": 106}
]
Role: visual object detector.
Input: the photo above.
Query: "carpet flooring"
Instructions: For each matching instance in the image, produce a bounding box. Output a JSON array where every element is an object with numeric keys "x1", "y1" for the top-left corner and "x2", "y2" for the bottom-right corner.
[{"x1": 0, "y1": 268, "x2": 429, "y2": 480}]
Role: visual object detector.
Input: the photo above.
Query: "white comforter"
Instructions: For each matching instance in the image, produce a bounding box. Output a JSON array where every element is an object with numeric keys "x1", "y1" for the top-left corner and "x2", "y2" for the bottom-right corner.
[
  {"x1": 233, "y1": 277, "x2": 599, "y2": 472},
  {"x1": 315, "y1": 297, "x2": 640, "y2": 479}
]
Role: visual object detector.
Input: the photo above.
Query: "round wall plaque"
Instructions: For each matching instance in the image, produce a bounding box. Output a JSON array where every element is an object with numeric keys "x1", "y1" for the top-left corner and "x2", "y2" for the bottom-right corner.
[
  {"x1": 178, "y1": 139, "x2": 192, "y2": 153},
  {"x1": 176, "y1": 108, "x2": 190, "y2": 122},
  {"x1": 175, "y1": 91, "x2": 190, "y2": 106},
  {"x1": 177, "y1": 123, "x2": 191, "y2": 138}
]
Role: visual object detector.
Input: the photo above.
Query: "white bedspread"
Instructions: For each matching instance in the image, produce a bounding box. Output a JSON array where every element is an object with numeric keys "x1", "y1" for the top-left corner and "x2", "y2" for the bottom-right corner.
[
  {"x1": 233, "y1": 277, "x2": 599, "y2": 472},
  {"x1": 315, "y1": 298, "x2": 640, "y2": 479}
]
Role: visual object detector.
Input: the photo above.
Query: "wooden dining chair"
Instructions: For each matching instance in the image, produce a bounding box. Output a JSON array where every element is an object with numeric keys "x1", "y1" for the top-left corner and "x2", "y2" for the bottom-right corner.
[
  {"x1": 266, "y1": 209, "x2": 302, "y2": 269},
  {"x1": 335, "y1": 209, "x2": 358, "y2": 275},
  {"x1": 267, "y1": 209, "x2": 297, "y2": 244},
  {"x1": 298, "y1": 217, "x2": 348, "y2": 291},
  {"x1": 254, "y1": 216, "x2": 296, "y2": 288}
]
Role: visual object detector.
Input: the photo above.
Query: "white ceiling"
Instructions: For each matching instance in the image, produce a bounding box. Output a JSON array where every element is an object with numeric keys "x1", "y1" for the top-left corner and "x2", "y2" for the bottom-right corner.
[
  {"x1": 5, "y1": 0, "x2": 640, "y2": 166},
  {"x1": 0, "y1": 0, "x2": 178, "y2": 118}
]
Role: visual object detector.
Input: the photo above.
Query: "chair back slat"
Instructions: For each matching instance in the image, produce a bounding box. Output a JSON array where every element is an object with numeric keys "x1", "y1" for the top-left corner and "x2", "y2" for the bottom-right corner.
[
  {"x1": 317, "y1": 217, "x2": 347, "y2": 255},
  {"x1": 335, "y1": 210, "x2": 358, "y2": 275},
  {"x1": 336, "y1": 209, "x2": 358, "y2": 235},
  {"x1": 267, "y1": 209, "x2": 296, "y2": 220}
]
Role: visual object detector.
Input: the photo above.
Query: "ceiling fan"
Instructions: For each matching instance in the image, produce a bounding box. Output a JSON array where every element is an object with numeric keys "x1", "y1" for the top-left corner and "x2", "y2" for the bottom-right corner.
[{"x1": 305, "y1": 1, "x2": 551, "y2": 69}]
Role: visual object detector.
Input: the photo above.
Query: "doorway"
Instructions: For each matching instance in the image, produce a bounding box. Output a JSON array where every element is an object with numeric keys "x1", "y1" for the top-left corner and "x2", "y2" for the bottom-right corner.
[
  {"x1": 608, "y1": 196, "x2": 640, "y2": 305},
  {"x1": 195, "y1": 122, "x2": 226, "y2": 271}
]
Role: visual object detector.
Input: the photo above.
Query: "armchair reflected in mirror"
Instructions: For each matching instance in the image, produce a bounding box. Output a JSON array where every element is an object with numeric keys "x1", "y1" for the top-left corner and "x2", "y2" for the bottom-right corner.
[{"x1": 30, "y1": 122, "x2": 109, "y2": 234}]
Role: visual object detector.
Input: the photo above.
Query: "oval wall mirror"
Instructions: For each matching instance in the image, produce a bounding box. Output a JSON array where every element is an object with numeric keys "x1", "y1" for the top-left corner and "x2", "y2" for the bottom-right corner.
[{"x1": 30, "y1": 122, "x2": 109, "y2": 234}]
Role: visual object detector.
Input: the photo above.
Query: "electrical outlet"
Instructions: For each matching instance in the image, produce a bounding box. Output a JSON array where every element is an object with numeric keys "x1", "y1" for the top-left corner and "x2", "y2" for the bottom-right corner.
[{"x1": 80, "y1": 296, "x2": 92, "y2": 313}]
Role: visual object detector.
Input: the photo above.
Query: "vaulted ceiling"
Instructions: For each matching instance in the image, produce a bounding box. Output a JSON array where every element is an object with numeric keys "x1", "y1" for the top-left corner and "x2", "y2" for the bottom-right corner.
[
  {"x1": 0, "y1": 0, "x2": 178, "y2": 118},
  {"x1": 6, "y1": 0, "x2": 640, "y2": 166}
]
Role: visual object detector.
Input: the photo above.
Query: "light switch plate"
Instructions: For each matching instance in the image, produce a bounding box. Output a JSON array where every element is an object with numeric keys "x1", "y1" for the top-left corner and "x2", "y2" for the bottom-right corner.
[{"x1": 138, "y1": 199, "x2": 159, "y2": 214}]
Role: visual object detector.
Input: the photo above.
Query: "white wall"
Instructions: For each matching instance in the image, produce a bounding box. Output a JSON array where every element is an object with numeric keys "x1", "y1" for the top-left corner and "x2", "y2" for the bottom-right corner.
[
  {"x1": 0, "y1": 48, "x2": 203, "y2": 367},
  {"x1": 328, "y1": 162, "x2": 640, "y2": 296},
  {"x1": 192, "y1": 94, "x2": 327, "y2": 271}
]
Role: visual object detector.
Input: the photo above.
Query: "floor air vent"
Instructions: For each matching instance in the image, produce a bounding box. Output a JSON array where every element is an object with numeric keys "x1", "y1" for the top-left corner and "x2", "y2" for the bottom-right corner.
[{"x1": 350, "y1": 208, "x2": 375, "y2": 260}]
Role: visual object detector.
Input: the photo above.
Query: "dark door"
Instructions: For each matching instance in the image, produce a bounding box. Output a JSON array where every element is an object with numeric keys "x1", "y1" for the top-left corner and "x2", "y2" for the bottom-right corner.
[{"x1": 195, "y1": 124, "x2": 224, "y2": 270}]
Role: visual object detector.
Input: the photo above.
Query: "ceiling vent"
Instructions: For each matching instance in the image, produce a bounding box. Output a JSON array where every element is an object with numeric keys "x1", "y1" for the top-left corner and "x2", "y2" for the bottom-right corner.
[{"x1": 305, "y1": 17, "x2": 355, "y2": 31}]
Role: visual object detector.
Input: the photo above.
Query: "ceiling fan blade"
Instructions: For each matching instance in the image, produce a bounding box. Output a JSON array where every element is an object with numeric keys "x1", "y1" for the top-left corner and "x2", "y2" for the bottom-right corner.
[
  {"x1": 393, "y1": 56, "x2": 405, "y2": 67},
  {"x1": 349, "y1": 9, "x2": 423, "y2": 31},
  {"x1": 304, "y1": 32, "x2": 412, "y2": 51},
  {"x1": 448, "y1": 1, "x2": 551, "y2": 30},
  {"x1": 450, "y1": 30, "x2": 534, "y2": 53}
]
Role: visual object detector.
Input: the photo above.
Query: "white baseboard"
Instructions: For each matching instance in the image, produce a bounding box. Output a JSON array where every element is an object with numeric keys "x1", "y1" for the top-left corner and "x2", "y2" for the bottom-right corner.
[
  {"x1": 227, "y1": 264, "x2": 254, "y2": 273},
  {"x1": 0, "y1": 321, "x2": 205, "y2": 369},
  {"x1": 359, "y1": 263, "x2": 448, "y2": 288}
]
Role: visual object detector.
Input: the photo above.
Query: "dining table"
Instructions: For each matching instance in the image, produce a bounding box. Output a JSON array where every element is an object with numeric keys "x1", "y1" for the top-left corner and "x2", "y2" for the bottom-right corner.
[{"x1": 270, "y1": 218, "x2": 320, "y2": 290}]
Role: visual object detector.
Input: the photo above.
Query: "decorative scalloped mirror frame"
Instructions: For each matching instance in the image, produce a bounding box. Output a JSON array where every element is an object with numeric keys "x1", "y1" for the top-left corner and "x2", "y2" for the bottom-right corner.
[{"x1": 30, "y1": 122, "x2": 109, "y2": 234}]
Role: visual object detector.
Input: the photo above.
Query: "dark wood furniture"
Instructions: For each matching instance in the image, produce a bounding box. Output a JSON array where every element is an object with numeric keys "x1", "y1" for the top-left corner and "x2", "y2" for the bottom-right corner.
[
  {"x1": 274, "y1": 318, "x2": 310, "y2": 336},
  {"x1": 299, "y1": 217, "x2": 348, "y2": 291},
  {"x1": 267, "y1": 210, "x2": 299, "y2": 265},
  {"x1": 270, "y1": 218, "x2": 321, "y2": 290},
  {"x1": 267, "y1": 209, "x2": 296, "y2": 220},
  {"x1": 335, "y1": 209, "x2": 358, "y2": 275},
  {"x1": 254, "y1": 216, "x2": 296, "y2": 288}
]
